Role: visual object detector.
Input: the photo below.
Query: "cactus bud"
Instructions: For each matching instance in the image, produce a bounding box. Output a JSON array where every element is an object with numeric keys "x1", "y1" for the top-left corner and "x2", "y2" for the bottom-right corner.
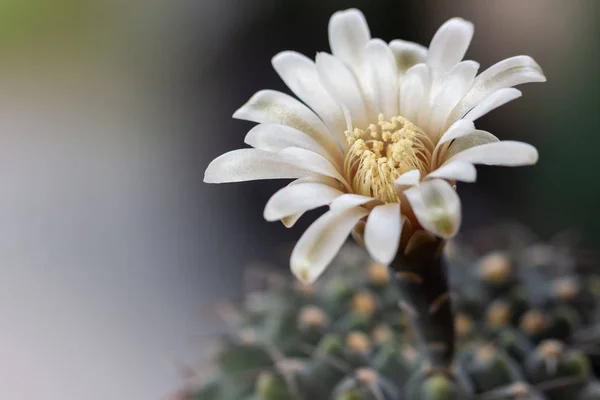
[
  {"x1": 553, "y1": 277, "x2": 580, "y2": 303},
  {"x1": 525, "y1": 340, "x2": 590, "y2": 400},
  {"x1": 455, "y1": 312, "x2": 474, "y2": 340},
  {"x1": 367, "y1": 262, "x2": 390, "y2": 287},
  {"x1": 333, "y1": 368, "x2": 398, "y2": 400},
  {"x1": 352, "y1": 291, "x2": 379, "y2": 318},
  {"x1": 520, "y1": 309, "x2": 550, "y2": 343},
  {"x1": 371, "y1": 324, "x2": 394, "y2": 346},
  {"x1": 372, "y1": 342, "x2": 419, "y2": 386},
  {"x1": 477, "y1": 251, "x2": 513, "y2": 296},
  {"x1": 494, "y1": 328, "x2": 534, "y2": 364},
  {"x1": 345, "y1": 331, "x2": 372, "y2": 367},
  {"x1": 486, "y1": 300, "x2": 512, "y2": 330},
  {"x1": 465, "y1": 344, "x2": 523, "y2": 393},
  {"x1": 297, "y1": 306, "x2": 329, "y2": 346}
]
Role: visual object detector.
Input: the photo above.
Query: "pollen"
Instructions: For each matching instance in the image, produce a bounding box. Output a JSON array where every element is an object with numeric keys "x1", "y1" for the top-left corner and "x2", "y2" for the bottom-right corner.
[{"x1": 344, "y1": 114, "x2": 433, "y2": 203}]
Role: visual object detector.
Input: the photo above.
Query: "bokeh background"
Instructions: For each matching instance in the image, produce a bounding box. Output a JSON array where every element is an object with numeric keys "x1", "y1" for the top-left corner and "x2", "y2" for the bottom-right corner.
[{"x1": 0, "y1": 0, "x2": 598, "y2": 399}]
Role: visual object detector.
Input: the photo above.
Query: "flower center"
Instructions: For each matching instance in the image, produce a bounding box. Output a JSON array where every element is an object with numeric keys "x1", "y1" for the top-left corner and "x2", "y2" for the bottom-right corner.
[{"x1": 343, "y1": 114, "x2": 433, "y2": 203}]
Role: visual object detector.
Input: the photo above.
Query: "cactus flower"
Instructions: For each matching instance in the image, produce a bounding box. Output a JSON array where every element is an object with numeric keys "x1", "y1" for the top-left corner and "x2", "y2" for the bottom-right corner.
[{"x1": 204, "y1": 9, "x2": 545, "y2": 283}]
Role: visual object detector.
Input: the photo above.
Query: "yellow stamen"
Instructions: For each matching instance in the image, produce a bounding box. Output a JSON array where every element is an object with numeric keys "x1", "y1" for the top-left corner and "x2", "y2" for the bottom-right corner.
[{"x1": 344, "y1": 114, "x2": 433, "y2": 203}]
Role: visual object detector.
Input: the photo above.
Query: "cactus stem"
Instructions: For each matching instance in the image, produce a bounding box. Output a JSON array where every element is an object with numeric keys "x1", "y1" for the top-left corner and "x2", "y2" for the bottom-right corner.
[{"x1": 389, "y1": 237, "x2": 455, "y2": 370}]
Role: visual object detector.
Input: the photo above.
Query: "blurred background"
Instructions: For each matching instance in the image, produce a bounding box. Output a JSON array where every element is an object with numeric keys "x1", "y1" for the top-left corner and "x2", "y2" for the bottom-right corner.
[{"x1": 0, "y1": 0, "x2": 598, "y2": 399}]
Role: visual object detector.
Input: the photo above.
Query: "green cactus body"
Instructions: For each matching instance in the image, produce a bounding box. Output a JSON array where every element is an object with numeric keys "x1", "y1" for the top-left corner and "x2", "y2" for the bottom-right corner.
[
  {"x1": 179, "y1": 235, "x2": 600, "y2": 400},
  {"x1": 525, "y1": 340, "x2": 590, "y2": 400}
]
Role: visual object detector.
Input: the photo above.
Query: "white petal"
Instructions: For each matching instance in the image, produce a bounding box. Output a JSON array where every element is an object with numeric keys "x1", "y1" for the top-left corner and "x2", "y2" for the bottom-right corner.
[
  {"x1": 316, "y1": 52, "x2": 369, "y2": 128},
  {"x1": 427, "y1": 18, "x2": 474, "y2": 74},
  {"x1": 464, "y1": 88, "x2": 522, "y2": 122},
  {"x1": 328, "y1": 8, "x2": 371, "y2": 69},
  {"x1": 278, "y1": 147, "x2": 348, "y2": 185},
  {"x1": 264, "y1": 182, "x2": 343, "y2": 221},
  {"x1": 282, "y1": 213, "x2": 302, "y2": 228},
  {"x1": 244, "y1": 123, "x2": 342, "y2": 166},
  {"x1": 394, "y1": 169, "x2": 421, "y2": 192},
  {"x1": 450, "y1": 56, "x2": 545, "y2": 122},
  {"x1": 437, "y1": 120, "x2": 476, "y2": 146},
  {"x1": 405, "y1": 179, "x2": 462, "y2": 238},
  {"x1": 442, "y1": 130, "x2": 499, "y2": 161},
  {"x1": 329, "y1": 193, "x2": 377, "y2": 213},
  {"x1": 272, "y1": 51, "x2": 347, "y2": 146},
  {"x1": 426, "y1": 161, "x2": 477, "y2": 183},
  {"x1": 399, "y1": 63, "x2": 430, "y2": 123},
  {"x1": 279, "y1": 176, "x2": 343, "y2": 228},
  {"x1": 364, "y1": 39, "x2": 398, "y2": 118},
  {"x1": 204, "y1": 149, "x2": 310, "y2": 183},
  {"x1": 365, "y1": 203, "x2": 403, "y2": 265},
  {"x1": 447, "y1": 140, "x2": 539, "y2": 166},
  {"x1": 431, "y1": 119, "x2": 475, "y2": 171},
  {"x1": 289, "y1": 175, "x2": 343, "y2": 187},
  {"x1": 428, "y1": 61, "x2": 479, "y2": 136},
  {"x1": 233, "y1": 90, "x2": 341, "y2": 160},
  {"x1": 291, "y1": 207, "x2": 369, "y2": 283},
  {"x1": 389, "y1": 39, "x2": 427, "y2": 76}
]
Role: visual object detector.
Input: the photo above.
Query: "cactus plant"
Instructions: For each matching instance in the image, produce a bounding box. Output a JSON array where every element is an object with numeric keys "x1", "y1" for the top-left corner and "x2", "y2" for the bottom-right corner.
[
  {"x1": 175, "y1": 233, "x2": 600, "y2": 400},
  {"x1": 196, "y1": 7, "x2": 555, "y2": 398}
]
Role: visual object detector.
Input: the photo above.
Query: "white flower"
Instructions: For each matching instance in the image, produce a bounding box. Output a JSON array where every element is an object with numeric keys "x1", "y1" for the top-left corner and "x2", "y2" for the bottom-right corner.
[{"x1": 204, "y1": 9, "x2": 545, "y2": 283}]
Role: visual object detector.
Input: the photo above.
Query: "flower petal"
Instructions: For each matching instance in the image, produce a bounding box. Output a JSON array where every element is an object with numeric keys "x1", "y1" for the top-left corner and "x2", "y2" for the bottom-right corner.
[
  {"x1": 428, "y1": 60, "x2": 479, "y2": 136},
  {"x1": 279, "y1": 176, "x2": 342, "y2": 227},
  {"x1": 389, "y1": 39, "x2": 427, "y2": 77},
  {"x1": 427, "y1": 18, "x2": 474, "y2": 75},
  {"x1": 364, "y1": 39, "x2": 399, "y2": 118},
  {"x1": 449, "y1": 56, "x2": 545, "y2": 123},
  {"x1": 432, "y1": 120, "x2": 476, "y2": 171},
  {"x1": 442, "y1": 130, "x2": 499, "y2": 161},
  {"x1": 405, "y1": 179, "x2": 462, "y2": 238},
  {"x1": 291, "y1": 206, "x2": 369, "y2": 283},
  {"x1": 436, "y1": 119, "x2": 476, "y2": 147},
  {"x1": 330, "y1": 193, "x2": 377, "y2": 213},
  {"x1": 316, "y1": 52, "x2": 369, "y2": 128},
  {"x1": 285, "y1": 174, "x2": 342, "y2": 188},
  {"x1": 365, "y1": 203, "x2": 403, "y2": 265},
  {"x1": 426, "y1": 160, "x2": 477, "y2": 183},
  {"x1": 447, "y1": 140, "x2": 539, "y2": 166},
  {"x1": 233, "y1": 90, "x2": 341, "y2": 159},
  {"x1": 282, "y1": 213, "x2": 302, "y2": 228},
  {"x1": 463, "y1": 87, "x2": 522, "y2": 121},
  {"x1": 394, "y1": 169, "x2": 421, "y2": 192},
  {"x1": 278, "y1": 147, "x2": 348, "y2": 185},
  {"x1": 204, "y1": 149, "x2": 310, "y2": 183},
  {"x1": 400, "y1": 63, "x2": 430, "y2": 123},
  {"x1": 264, "y1": 181, "x2": 343, "y2": 222},
  {"x1": 328, "y1": 8, "x2": 371, "y2": 69},
  {"x1": 272, "y1": 51, "x2": 347, "y2": 147},
  {"x1": 244, "y1": 123, "x2": 342, "y2": 166}
]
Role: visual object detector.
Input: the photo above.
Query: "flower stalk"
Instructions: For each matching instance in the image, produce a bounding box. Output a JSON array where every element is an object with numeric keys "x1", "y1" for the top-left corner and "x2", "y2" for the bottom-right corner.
[{"x1": 389, "y1": 238, "x2": 455, "y2": 370}]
